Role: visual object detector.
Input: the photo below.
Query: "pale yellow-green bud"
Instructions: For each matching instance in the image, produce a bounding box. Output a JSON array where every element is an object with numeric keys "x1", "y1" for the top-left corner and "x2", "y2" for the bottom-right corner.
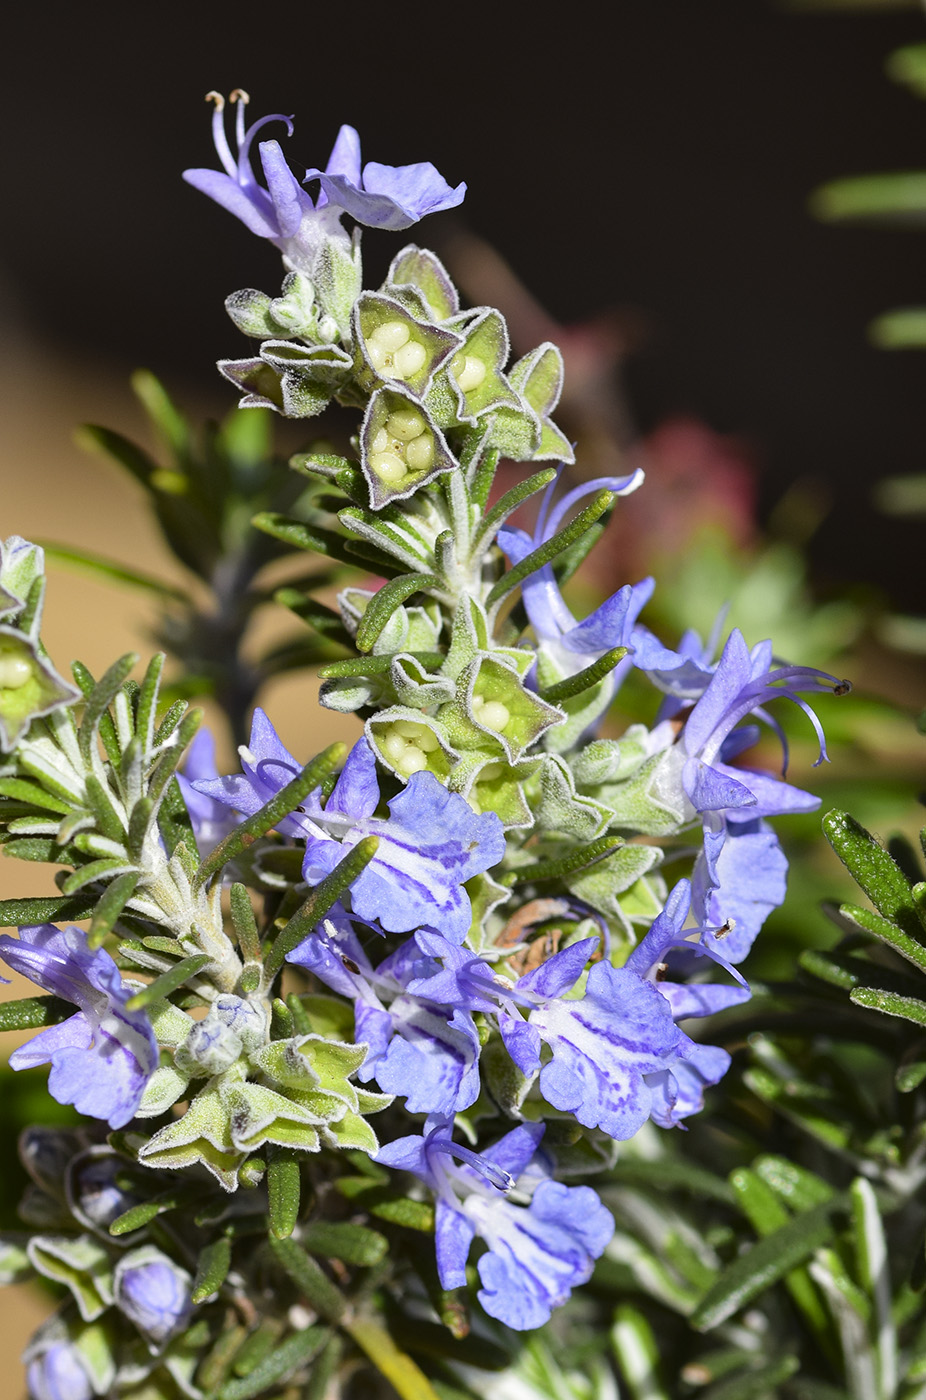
[
  {"x1": 0, "y1": 652, "x2": 34, "y2": 689},
  {"x1": 452, "y1": 352, "x2": 487, "y2": 393},
  {"x1": 405, "y1": 434, "x2": 435, "y2": 472},
  {"x1": 386, "y1": 409, "x2": 426, "y2": 442},
  {"x1": 473, "y1": 694, "x2": 510, "y2": 731}
]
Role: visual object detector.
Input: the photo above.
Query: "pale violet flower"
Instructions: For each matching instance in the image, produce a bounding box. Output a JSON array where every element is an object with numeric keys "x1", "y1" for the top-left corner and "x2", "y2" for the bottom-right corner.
[
  {"x1": 377, "y1": 1117, "x2": 614, "y2": 1331},
  {"x1": 287, "y1": 917, "x2": 481, "y2": 1117},
  {"x1": 0, "y1": 925, "x2": 158, "y2": 1129},
  {"x1": 114, "y1": 1248, "x2": 193, "y2": 1348},
  {"x1": 304, "y1": 124, "x2": 466, "y2": 231},
  {"x1": 194, "y1": 712, "x2": 505, "y2": 942},
  {"x1": 25, "y1": 1342, "x2": 94, "y2": 1400},
  {"x1": 184, "y1": 93, "x2": 465, "y2": 273},
  {"x1": 498, "y1": 469, "x2": 651, "y2": 688}
]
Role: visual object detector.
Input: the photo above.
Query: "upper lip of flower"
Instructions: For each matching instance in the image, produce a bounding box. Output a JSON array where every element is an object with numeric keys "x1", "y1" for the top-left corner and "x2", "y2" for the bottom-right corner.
[{"x1": 183, "y1": 93, "x2": 466, "y2": 242}]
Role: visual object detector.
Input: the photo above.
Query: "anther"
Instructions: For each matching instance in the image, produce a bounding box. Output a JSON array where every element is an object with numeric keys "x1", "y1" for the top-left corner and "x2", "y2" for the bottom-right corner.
[
  {"x1": 205, "y1": 91, "x2": 225, "y2": 109},
  {"x1": 230, "y1": 89, "x2": 250, "y2": 105},
  {"x1": 834, "y1": 680, "x2": 852, "y2": 697}
]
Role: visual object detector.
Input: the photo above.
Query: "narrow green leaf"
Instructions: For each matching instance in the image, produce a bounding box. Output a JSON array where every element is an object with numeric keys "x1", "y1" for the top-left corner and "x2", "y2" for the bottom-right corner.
[
  {"x1": 0, "y1": 779, "x2": 73, "y2": 817},
  {"x1": 486, "y1": 489, "x2": 614, "y2": 608},
  {"x1": 271, "y1": 998, "x2": 295, "y2": 1039},
  {"x1": 850, "y1": 985, "x2": 926, "y2": 1025},
  {"x1": 730, "y1": 1169, "x2": 829, "y2": 1339},
  {"x1": 146, "y1": 710, "x2": 202, "y2": 812},
  {"x1": 470, "y1": 446, "x2": 501, "y2": 509},
  {"x1": 125, "y1": 954, "x2": 211, "y2": 1010},
  {"x1": 76, "y1": 423, "x2": 159, "y2": 488},
  {"x1": 195, "y1": 741, "x2": 347, "y2": 889},
  {"x1": 0, "y1": 996, "x2": 73, "y2": 1032},
  {"x1": 317, "y1": 651, "x2": 445, "y2": 679},
  {"x1": 61, "y1": 858, "x2": 136, "y2": 895},
  {"x1": 303, "y1": 1334, "x2": 343, "y2": 1400},
  {"x1": 40, "y1": 543, "x2": 187, "y2": 603},
  {"x1": 812, "y1": 171, "x2": 926, "y2": 224},
  {"x1": 108, "y1": 1187, "x2": 199, "y2": 1235},
  {"x1": 0, "y1": 894, "x2": 94, "y2": 927},
  {"x1": 135, "y1": 653, "x2": 166, "y2": 755},
  {"x1": 127, "y1": 796, "x2": 154, "y2": 861},
  {"x1": 217, "y1": 1326, "x2": 328, "y2": 1400},
  {"x1": 301, "y1": 1220, "x2": 388, "y2": 1267},
  {"x1": 470, "y1": 467, "x2": 557, "y2": 557},
  {"x1": 230, "y1": 1321, "x2": 281, "y2": 1379},
  {"x1": 823, "y1": 810, "x2": 926, "y2": 939},
  {"x1": 691, "y1": 1198, "x2": 846, "y2": 1331},
  {"x1": 109, "y1": 1200, "x2": 162, "y2": 1235},
  {"x1": 753, "y1": 1157, "x2": 834, "y2": 1211},
  {"x1": 838, "y1": 900, "x2": 926, "y2": 972},
  {"x1": 896, "y1": 1058, "x2": 926, "y2": 1092},
  {"x1": 274, "y1": 590, "x2": 354, "y2": 649},
  {"x1": 871, "y1": 307, "x2": 926, "y2": 349},
  {"x1": 286, "y1": 993, "x2": 312, "y2": 1035},
  {"x1": 230, "y1": 884, "x2": 261, "y2": 963},
  {"x1": 356, "y1": 574, "x2": 441, "y2": 653},
  {"x1": 77, "y1": 653, "x2": 139, "y2": 761},
  {"x1": 367, "y1": 1196, "x2": 435, "y2": 1231},
  {"x1": 609, "y1": 1160, "x2": 735, "y2": 1204},
  {"x1": 87, "y1": 871, "x2": 141, "y2": 948},
  {"x1": 253, "y1": 511, "x2": 399, "y2": 575},
  {"x1": 264, "y1": 836, "x2": 380, "y2": 979},
  {"x1": 83, "y1": 774, "x2": 126, "y2": 845},
  {"x1": 507, "y1": 836, "x2": 624, "y2": 885},
  {"x1": 540, "y1": 647, "x2": 630, "y2": 704},
  {"x1": 191, "y1": 1236, "x2": 232, "y2": 1303},
  {"x1": 1, "y1": 836, "x2": 71, "y2": 863},
  {"x1": 798, "y1": 947, "x2": 861, "y2": 989},
  {"x1": 698, "y1": 1357, "x2": 800, "y2": 1400},
  {"x1": 197, "y1": 1324, "x2": 250, "y2": 1396},
  {"x1": 268, "y1": 1236, "x2": 346, "y2": 1321},
  {"x1": 268, "y1": 1150, "x2": 302, "y2": 1240},
  {"x1": 610, "y1": 1303, "x2": 668, "y2": 1400},
  {"x1": 153, "y1": 699, "x2": 188, "y2": 748},
  {"x1": 157, "y1": 776, "x2": 194, "y2": 857},
  {"x1": 132, "y1": 369, "x2": 190, "y2": 458},
  {"x1": 344, "y1": 1318, "x2": 443, "y2": 1400}
]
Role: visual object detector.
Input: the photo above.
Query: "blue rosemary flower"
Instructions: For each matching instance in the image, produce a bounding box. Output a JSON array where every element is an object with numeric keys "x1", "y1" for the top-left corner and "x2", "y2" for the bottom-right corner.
[
  {"x1": 287, "y1": 919, "x2": 480, "y2": 1116},
  {"x1": 377, "y1": 1117, "x2": 614, "y2": 1330},
  {"x1": 184, "y1": 92, "x2": 465, "y2": 271},
  {"x1": 498, "y1": 470, "x2": 650, "y2": 686},
  {"x1": 195, "y1": 713, "x2": 505, "y2": 941},
  {"x1": 0, "y1": 925, "x2": 158, "y2": 1129}
]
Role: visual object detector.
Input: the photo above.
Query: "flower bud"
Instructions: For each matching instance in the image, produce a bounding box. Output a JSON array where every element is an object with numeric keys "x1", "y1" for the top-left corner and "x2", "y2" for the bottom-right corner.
[
  {"x1": 26, "y1": 1342, "x2": 94, "y2": 1400},
  {"x1": 213, "y1": 993, "x2": 269, "y2": 1052},
  {"x1": 67, "y1": 1148, "x2": 142, "y2": 1232},
  {"x1": 175, "y1": 1014, "x2": 242, "y2": 1077},
  {"x1": 114, "y1": 1247, "x2": 192, "y2": 1347}
]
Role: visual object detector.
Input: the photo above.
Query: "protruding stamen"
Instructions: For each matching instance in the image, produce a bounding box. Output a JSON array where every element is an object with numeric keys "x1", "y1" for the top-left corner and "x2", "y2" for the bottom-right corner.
[
  {"x1": 230, "y1": 89, "x2": 250, "y2": 149},
  {"x1": 428, "y1": 1136, "x2": 515, "y2": 1193},
  {"x1": 206, "y1": 91, "x2": 236, "y2": 178}
]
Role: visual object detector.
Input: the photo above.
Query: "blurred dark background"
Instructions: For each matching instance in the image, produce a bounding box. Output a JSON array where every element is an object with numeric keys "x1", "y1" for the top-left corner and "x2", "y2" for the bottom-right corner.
[{"x1": 4, "y1": 0, "x2": 926, "y2": 610}]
